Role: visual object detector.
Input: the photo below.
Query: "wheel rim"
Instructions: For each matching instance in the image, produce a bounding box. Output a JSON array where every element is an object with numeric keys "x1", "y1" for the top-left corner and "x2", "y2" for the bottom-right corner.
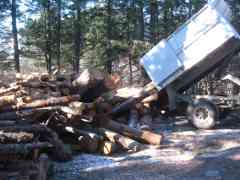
[{"x1": 195, "y1": 107, "x2": 209, "y2": 120}]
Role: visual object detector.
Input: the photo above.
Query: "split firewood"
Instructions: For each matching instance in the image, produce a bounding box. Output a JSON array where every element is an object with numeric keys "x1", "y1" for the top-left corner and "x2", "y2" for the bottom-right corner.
[
  {"x1": 100, "y1": 141, "x2": 118, "y2": 155},
  {"x1": 99, "y1": 128, "x2": 143, "y2": 152},
  {"x1": 0, "y1": 95, "x2": 16, "y2": 107},
  {"x1": 0, "y1": 95, "x2": 80, "y2": 112},
  {"x1": 96, "y1": 115, "x2": 163, "y2": 145}
]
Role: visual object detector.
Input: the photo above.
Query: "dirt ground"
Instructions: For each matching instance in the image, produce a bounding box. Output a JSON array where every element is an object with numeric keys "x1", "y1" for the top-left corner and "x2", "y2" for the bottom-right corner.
[{"x1": 51, "y1": 113, "x2": 240, "y2": 180}]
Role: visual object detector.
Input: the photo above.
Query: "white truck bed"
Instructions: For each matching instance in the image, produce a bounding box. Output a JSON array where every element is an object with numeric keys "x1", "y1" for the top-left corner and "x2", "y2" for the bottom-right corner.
[{"x1": 141, "y1": 0, "x2": 240, "y2": 92}]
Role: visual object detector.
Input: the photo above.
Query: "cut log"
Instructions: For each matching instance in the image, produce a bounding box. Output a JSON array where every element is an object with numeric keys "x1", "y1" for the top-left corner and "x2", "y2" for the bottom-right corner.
[
  {"x1": 20, "y1": 81, "x2": 50, "y2": 89},
  {"x1": 72, "y1": 69, "x2": 120, "y2": 102},
  {"x1": 0, "y1": 95, "x2": 80, "y2": 112},
  {"x1": 100, "y1": 141, "x2": 118, "y2": 155},
  {"x1": 42, "y1": 127, "x2": 72, "y2": 161},
  {"x1": 110, "y1": 82, "x2": 156, "y2": 115},
  {"x1": 100, "y1": 91, "x2": 124, "y2": 105},
  {"x1": 40, "y1": 74, "x2": 51, "y2": 81},
  {"x1": 0, "y1": 95, "x2": 16, "y2": 107},
  {"x1": 114, "y1": 87, "x2": 144, "y2": 99},
  {"x1": 0, "y1": 111, "x2": 21, "y2": 120},
  {"x1": 99, "y1": 128, "x2": 143, "y2": 152},
  {"x1": 141, "y1": 92, "x2": 159, "y2": 104},
  {"x1": 77, "y1": 135, "x2": 99, "y2": 153},
  {"x1": 97, "y1": 115, "x2": 163, "y2": 145},
  {"x1": 64, "y1": 126, "x2": 101, "y2": 153},
  {"x1": 128, "y1": 109, "x2": 139, "y2": 128},
  {"x1": 0, "y1": 131, "x2": 34, "y2": 143},
  {"x1": 139, "y1": 114, "x2": 153, "y2": 131},
  {"x1": 0, "y1": 107, "x2": 60, "y2": 121},
  {"x1": 22, "y1": 96, "x2": 33, "y2": 103},
  {"x1": 72, "y1": 69, "x2": 105, "y2": 87},
  {"x1": 69, "y1": 102, "x2": 94, "y2": 115},
  {"x1": 0, "y1": 86, "x2": 20, "y2": 96},
  {"x1": 0, "y1": 125, "x2": 72, "y2": 161},
  {"x1": 0, "y1": 142, "x2": 52, "y2": 156},
  {"x1": 0, "y1": 121, "x2": 16, "y2": 126}
]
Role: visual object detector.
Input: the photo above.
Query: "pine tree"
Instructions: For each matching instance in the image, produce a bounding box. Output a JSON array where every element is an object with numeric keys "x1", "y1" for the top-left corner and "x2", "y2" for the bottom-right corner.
[{"x1": 11, "y1": 0, "x2": 20, "y2": 72}]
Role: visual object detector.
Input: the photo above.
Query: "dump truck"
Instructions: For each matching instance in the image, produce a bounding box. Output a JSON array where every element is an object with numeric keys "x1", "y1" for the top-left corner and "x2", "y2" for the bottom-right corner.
[{"x1": 140, "y1": 0, "x2": 240, "y2": 129}]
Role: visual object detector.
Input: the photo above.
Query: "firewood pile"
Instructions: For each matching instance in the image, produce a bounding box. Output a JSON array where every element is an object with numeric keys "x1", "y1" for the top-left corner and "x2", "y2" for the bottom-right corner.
[{"x1": 0, "y1": 69, "x2": 164, "y2": 178}]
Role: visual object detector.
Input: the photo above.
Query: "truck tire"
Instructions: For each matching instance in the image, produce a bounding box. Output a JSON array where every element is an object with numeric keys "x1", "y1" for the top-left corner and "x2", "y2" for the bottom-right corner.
[{"x1": 188, "y1": 99, "x2": 219, "y2": 129}]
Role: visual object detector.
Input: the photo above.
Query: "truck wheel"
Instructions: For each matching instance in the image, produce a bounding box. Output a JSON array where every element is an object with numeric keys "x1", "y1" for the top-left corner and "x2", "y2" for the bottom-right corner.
[{"x1": 188, "y1": 99, "x2": 219, "y2": 129}]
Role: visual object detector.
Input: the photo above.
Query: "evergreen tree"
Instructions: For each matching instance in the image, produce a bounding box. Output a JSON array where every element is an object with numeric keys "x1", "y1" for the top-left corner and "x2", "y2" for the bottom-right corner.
[{"x1": 11, "y1": 0, "x2": 20, "y2": 72}]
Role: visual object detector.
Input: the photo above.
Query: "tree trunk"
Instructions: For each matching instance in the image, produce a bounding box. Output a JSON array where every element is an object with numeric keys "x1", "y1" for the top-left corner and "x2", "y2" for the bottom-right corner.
[
  {"x1": 127, "y1": 1, "x2": 136, "y2": 84},
  {"x1": 188, "y1": 0, "x2": 193, "y2": 18},
  {"x1": 129, "y1": 52, "x2": 133, "y2": 85},
  {"x1": 138, "y1": 0, "x2": 145, "y2": 40},
  {"x1": 11, "y1": 0, "x2": 20, "y2": 72},
  {"x1": 73, "y1": 0, "x2": 82, "y2": 73},
  {"x1": 105, "y1": 0, "x2": 113, "y2": 74},
  {"x1": 149, "y1": 0, "x2": 158, "y2": 44},
  {"x1": 45, "y1": 0, "x2": 52, "y2": 74},
  {"x1": 56, "y1": 0, "x2": 61, "y2": 73}
]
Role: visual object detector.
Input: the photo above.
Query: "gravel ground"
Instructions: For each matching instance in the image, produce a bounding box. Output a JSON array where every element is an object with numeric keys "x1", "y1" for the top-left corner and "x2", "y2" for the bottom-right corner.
[{"x1": 50, "y1": 116, "x2": 240, "y2": 180}]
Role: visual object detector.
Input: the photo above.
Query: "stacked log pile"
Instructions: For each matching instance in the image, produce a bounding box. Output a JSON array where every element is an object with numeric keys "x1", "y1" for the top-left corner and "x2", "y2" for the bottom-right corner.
[{"x1": 0, "y1": 69, "x2": 164, "y2": 178}]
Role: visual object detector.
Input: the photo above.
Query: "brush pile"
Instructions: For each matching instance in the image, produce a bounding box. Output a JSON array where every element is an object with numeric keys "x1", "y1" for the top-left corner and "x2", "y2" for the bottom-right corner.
[{"x1": 0, "y1": 69, "x2": 164, "y2": 178}]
